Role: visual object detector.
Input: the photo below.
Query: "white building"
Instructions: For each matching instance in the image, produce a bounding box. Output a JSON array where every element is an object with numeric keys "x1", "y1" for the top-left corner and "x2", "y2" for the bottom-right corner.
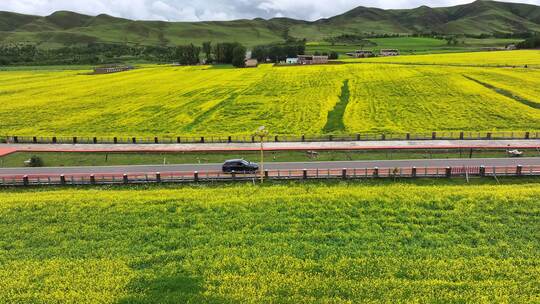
[
  {"x1": 380, "y1": 49, "x2": 400, "y2": 56},
  {"x1": 286, "y1": 58, "x2": 299, "y2": 64}
]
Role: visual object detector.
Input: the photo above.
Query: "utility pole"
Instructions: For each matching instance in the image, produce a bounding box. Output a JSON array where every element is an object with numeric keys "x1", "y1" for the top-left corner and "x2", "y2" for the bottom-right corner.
[{"x1": 254, "y1": 126, "x2": 268, "y2": 183}]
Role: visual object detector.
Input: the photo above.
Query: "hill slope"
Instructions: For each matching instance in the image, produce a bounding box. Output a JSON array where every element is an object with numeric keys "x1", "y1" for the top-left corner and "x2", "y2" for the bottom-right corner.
[{"x1": 0, "y1": 0, "x2": 540, "y2": 47}]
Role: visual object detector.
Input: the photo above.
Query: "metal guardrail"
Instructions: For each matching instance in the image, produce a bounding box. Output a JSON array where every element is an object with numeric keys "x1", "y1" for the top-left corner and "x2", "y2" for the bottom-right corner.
[
  {"x1": 3, "y1": 131, "x2": 539, "y2": 145},
  {"x1": 1, "y1": 165, "x2": 539, "y2": 187}
]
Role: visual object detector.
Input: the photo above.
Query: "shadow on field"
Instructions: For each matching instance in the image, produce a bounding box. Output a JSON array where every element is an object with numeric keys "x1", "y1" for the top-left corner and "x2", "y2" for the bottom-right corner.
[{"x1": 117, "y1": 274, "x2": 234, "y2": 304}]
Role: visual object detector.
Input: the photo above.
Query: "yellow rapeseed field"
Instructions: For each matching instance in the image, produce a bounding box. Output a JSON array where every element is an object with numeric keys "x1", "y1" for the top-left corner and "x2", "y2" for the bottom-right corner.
[
  {"x1": 0, "y1": 182, "x2": 539, "y2": 303},
  {"x1": 0, "y1": 50, "x2": 539, "y2": 136}
]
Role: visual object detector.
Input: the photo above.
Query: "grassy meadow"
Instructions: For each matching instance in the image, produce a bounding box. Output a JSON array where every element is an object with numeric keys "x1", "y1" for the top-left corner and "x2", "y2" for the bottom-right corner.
[
  {"x1": 0, "y1": 181, "x2": 539, "y2": 303},
  {"x1": 306, "y1": 37, "x2": 522, "y2": 57},
  {"x1": 0, "y1": 50, "x2": 539, "y2": 136}
]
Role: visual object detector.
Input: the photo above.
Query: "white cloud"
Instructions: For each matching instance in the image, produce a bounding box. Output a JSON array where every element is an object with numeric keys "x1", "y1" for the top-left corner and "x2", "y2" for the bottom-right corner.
[{"x1": 0, "y1": 0, "x2": 539, "y2": 21}]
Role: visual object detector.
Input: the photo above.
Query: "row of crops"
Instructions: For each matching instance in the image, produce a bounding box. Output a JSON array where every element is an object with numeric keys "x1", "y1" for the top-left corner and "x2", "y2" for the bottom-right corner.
[
  {"x1": 0, "y1": 51, "x2": 539, "y2": 136},
  {"x1": 0, "y1": 181, "x2": 539, "y2": 302}
]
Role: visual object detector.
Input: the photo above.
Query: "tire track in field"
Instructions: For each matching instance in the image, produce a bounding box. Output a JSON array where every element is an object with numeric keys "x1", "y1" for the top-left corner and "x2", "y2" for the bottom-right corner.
[
  {"x1": 463, "y1": 75, "x2": 540, "y2": 110},
  {"x1": 323, "y1": 79, "x2": 350, "y2": 133},
  {"x1": 182, "y1": 93, "x2": 239, "y2": 132}
]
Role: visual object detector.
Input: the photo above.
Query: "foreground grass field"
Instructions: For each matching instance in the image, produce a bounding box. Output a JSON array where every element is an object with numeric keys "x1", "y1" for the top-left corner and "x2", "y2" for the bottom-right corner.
[
  {"x1": 0, "y1": 180, "x2": 539, "y2": 303},
  {"x1": 1, "y1": 50, "x2": 539, "y2": 136}
]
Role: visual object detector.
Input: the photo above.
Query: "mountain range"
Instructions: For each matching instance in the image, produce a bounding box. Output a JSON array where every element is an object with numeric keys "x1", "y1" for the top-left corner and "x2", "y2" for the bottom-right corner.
[{"x1": 1, "y1": 0, "x2": 540, "y2": 48}]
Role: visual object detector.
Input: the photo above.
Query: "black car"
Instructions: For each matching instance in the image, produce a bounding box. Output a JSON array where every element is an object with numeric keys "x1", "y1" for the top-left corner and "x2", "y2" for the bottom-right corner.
[{"x1": 222, "y1": 159, "x2": 259, "y2": 173}]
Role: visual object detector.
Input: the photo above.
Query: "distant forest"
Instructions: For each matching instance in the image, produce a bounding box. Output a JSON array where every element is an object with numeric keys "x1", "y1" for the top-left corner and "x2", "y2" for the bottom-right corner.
[{"x1": 0, "y1": 40, "x2": 308, "y2": 66}]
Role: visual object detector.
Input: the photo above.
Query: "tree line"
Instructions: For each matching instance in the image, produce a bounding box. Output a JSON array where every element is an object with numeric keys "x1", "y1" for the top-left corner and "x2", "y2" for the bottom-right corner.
[
  {"x1": 0, "y1": 43, "x2": 185, "y2": 65},
  {"x1": 251, "y1": 40, "x2": 306, "y2": 63},
  {"x1": 517, "y1": 35, "x2": 540, "y2": 49},
  {"x1": 0, "y1": 42, "x2": 249, "y2": 66},
  {"x1": 1, "y1": 39, "x2": 341, "y2": 67}
]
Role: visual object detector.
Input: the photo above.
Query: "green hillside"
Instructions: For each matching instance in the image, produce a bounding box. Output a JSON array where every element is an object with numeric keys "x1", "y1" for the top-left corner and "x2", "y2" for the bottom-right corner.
[{"x1": 0, "y1": 0, "x2": 539, "y2": 48}]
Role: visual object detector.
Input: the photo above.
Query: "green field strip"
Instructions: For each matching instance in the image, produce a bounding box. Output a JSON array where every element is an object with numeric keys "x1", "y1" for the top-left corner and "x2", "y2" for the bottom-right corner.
[
  {"x1": 323, "y1": 80, "x2": 350, "y2": 133},
  {"x1": 463, "y1": 75, "x2": 540, "y2": 110}
]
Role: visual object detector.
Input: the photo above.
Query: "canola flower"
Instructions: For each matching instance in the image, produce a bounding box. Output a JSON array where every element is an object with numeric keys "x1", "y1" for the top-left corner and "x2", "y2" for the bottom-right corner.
[
  {"x1": 0, "y1": 50, "x2": 539, "y2": 136},
  {"x1": 0, "y1": 182, "x2": 539, "y2": 303}
]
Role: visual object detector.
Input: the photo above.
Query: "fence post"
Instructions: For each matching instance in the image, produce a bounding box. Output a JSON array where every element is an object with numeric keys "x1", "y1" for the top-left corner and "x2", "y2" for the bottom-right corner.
[
  {"x1": 525, "y1": 132, "x2": 530, "y2": 139},
  {"x1": 153, "y1": 137, "x2": 158, "y2": 144},
  {"x1": 412, "y1": 167, "x2": 417, "y2": 178},
  {"x1": 23, "y1": 175, "x2": 29, "y2": 186},
  {"x1": 228, "y1": 136, "x2": 232, "y2": 143},
  {"x1": 114, "y1": 137, "x2": 118, "y2": 144},
  {"x1": 479, "y1": 166, "x2": 486, "y2": 177},
  {"x1": 93, "y1": 137, "x2": 97, "y2": 144},
  {"x1": 381, "y1": 134, "x2": 386, "y2": 141},
  {"x1": 302, "y1": 135, "x2": 305, "y2": 142},
  {"x1": 303, "y1": 169, "x2": 308, "y2": 180},
  {"x1": 156, "y1": 172, "x2": 161, "y2": 183},
  {"x1": 200, "y1": 137, "x2": 205, "y2": 143},
  {"x1": 33, "y1": 136, "x2": 37, "y2": 144},
  {"x1": 516, "y1": 165, "x2": 523, "y2": 176},
  {"x1": 373, "y1": 167, "x2": 379, "y2": 178},
  {"x1": 194, "y1": 171, "x2": 199, "y2": 182},
  {"x1": 132, "y1": 137, "x2": 136, "y2": 144},
  {"x1": 13, "y1": 136, "x2": 18, "y2": 143},
  {"x1": 52, "y1": 137, "x2": 57, "y2": 144},
  {"x1": 123, "y1": 174, "x2": 128, "y2": 184},
  {"x1": 446, "y1": 167, "x2": 452, "y2": 178},
  {"x1": 486, "y1": 132, "x2": 492, "y2": 140},
  {"x1": 342, "y1": 168, "x2": 347, "y2": 179},
  {"x1": 60, "y1": 175, "x2": 66, "y2": 185},
  {"x1": 460, "y1": 132, "x2": 464, "y2": 140},
  {"x1": 275, "y1": 136, "x2": 279, "y2": 142},
  {"x1": 73, "y1": 137, "x2": 77, "y2": 144},
  {"x1": 356, "y1": 133, "x2": 360, "y2": 141},
  {"x1": 432, "y1": 132, "x2": 437, "y2": 140},
  {"x1": 265, "y1": 170, "x2": 269, "y2": 179},
  {"x1": 406, "y1": 133, "x2": 410, "y2": 140},
  {"x1": 90, "y1": 174, "x2": 96, "y2": 185}
]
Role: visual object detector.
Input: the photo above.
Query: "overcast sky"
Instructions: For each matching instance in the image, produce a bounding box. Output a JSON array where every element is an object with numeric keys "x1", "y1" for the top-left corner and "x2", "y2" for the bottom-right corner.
[{"x1": 1, "y1": 0, "x2": 539, "y2": 21}]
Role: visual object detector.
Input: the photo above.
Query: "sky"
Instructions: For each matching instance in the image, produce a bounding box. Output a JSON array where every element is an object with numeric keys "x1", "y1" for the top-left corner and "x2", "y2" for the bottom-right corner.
[{"x1": 1, "y1": 0, "x2": 540, "y2": 22}]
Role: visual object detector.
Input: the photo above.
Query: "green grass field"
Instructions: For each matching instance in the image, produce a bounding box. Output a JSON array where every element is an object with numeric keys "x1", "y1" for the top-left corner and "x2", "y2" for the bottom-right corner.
[
  {"x1": 1, "y1": 180, "x2": 539, "y2": 303},
  {"x1": 1, "y1": 50, "x2": 539, "y2": 137},
  {"x1": 1, "y1": 148, "x2": 530, "y2": 168},
  {"x1": 306, "y1": 37, "x2": 522, "y2": 57}
]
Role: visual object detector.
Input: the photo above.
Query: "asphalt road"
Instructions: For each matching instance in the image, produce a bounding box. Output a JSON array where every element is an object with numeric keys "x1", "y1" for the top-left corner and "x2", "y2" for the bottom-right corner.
[{"x1": 1, "y1": 158, "x2": 539, "y2": 176}]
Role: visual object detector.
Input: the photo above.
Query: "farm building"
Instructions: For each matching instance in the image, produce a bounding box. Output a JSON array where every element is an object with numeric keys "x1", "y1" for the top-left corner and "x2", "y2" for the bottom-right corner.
[
  {"x1": 244, "y1": 59, "x2": 258, "y2": 67},
  {"x1": 93, "y1": 65, "x2": 134, "y2": 74},
  {"x1": 346, "y1": 50, "x2": 375, "y2": 58},
  {"x1": 286, "y1": 58, "x2": 299, "y2": 64},
  {"x1": 298, "y1": 55, "x2": 329, "y2": 65},
  {"x1": 380, "y1": 49, "x2": 400, "y2": 56}
]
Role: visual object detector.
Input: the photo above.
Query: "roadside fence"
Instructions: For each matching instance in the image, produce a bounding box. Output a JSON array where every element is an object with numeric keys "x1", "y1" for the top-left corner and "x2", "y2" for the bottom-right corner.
[
  {"x1": 3, "y1": 131, "x2": 539, "y2": 145},
  {"x1": 2, "y1": 165, "x2": 539, "y2": 187}
]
